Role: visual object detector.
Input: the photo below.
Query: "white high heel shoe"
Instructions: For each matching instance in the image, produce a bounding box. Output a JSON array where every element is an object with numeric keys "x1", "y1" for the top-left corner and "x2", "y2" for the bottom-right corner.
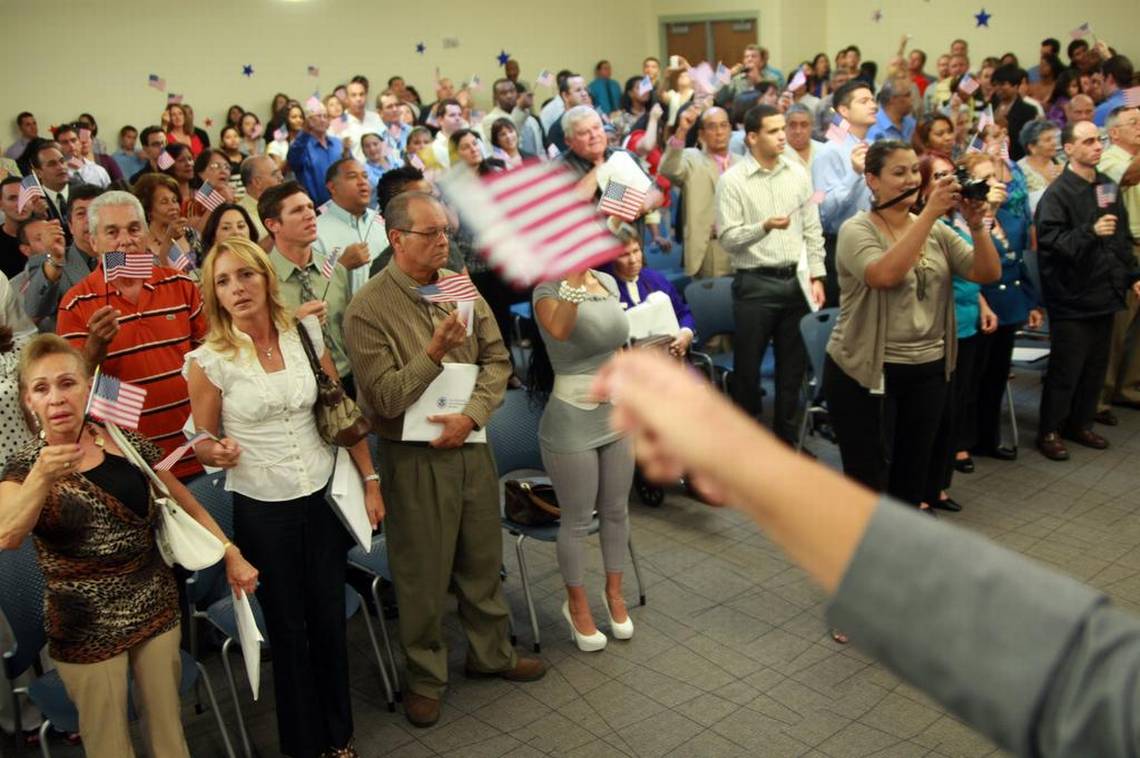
[
  {"x1": 602, "y1": 591, "x2": 634, "y2": 640},
  {"x1": 562, "y1": 601, "x2": 607, "y2": 652}
]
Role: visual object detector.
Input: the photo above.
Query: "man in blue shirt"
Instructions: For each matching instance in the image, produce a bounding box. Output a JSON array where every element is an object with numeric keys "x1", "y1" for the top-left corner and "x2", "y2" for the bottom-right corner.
[
  {"x1": 1094, "y1": 56, "x2": 1134, "y2": 128},
  {"x1": 811, "y1": 80, "x2": 876, "y2": 305},
  {"x1": 587, "y1": 60, "x2": 622, "y2": 117},
  {"x1": 287, "y1": 100, "x2": 345, "y2": 208},
  {"x1": 866, "y1": 78, "x2": 915, "y2": 143}
]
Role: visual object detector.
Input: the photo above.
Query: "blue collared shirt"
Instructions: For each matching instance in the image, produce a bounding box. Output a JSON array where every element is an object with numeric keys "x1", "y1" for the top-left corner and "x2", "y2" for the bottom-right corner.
[
  {"x1": 587, "y1": 78, "x2": 622, "y2": 114},
  {"x1": 867, "y1": 109, "x2": 916, "y2": 143},
  {"x1": 1093, "y1": 89, "x2": 1125, "y2": 128},
  {"x1": 811, "y1": 134, "x2": 873, "y2": 236},
  {"x1": 314, "y1": 201, "x2": 388, "y2": 296},
  {"x1": 287, "y1": 131, "x2": 343, "y2": 207},
  {"x1": 381, "y1": 121, "x2": 411, "y2": 162},
  {"x1": 112, "y1": 150, "x2": 146, "y2": 180}
]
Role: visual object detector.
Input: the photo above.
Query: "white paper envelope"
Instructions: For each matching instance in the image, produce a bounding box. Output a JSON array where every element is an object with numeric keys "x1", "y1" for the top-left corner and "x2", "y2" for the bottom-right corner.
[
  {"x1": 457, "y1": 300, "x2": 475, "y2": 336},
  {"x1": 594, "y1": 151, "x2": 653, "y2": 195},
  {"x1": 326, "y1": 447, "x2": 373, "y2": 552},
  {"x1": 625, "y1": 291, "x2": 681, "y2": 339},
  {"x1": 401, "y1": 363, "x2": 487, "y2": 443},
  {"x1": 233, "y1": 590, "x2": 264, "y2": 700}
]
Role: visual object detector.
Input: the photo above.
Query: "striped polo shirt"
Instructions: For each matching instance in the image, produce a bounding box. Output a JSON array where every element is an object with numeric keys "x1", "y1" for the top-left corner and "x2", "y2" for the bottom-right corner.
[{"x1": 57, "y1": 265, "x2": 206, "y2": 479}]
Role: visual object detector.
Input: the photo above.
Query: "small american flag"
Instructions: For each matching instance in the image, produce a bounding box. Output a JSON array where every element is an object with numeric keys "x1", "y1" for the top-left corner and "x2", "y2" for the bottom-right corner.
[
  {"x1": 468, "y1": 74, "x2": 482, "y2": 91},
  {"x1": 966, "y1": 134, "x2": 986, "y2": 153},
  {"x1": 1070, "y1": 22, "x2": 1091, "y2": 40},
  {"x1": 194, "y1": 181, "x2": 225, "y2": 213},
  {"x1": 305, "y1": 95, "x2": 323, "y2": 114},
  {"x1": 786, "y1": 68, "x2": 808, "y2": 93},
  {"x1": 957, "y1": 74, "x2": 979, "y2": 96},
  {"x1": 419, "y1": 273, "x2": 480, "y2": 303},
  {"x1": 825, "y1": 113, "x2": 850, "y2": 144},
  {"x1": 637, "y1": 75, "x2": 653, "y2": 97},
  {"x1": 66, "y1": 155, "x2": 85, "y2": 171},
  {"x1": 16, "y1": 175, "x2": 44, "y2": 214},
  {"x1": 1123, "y1": 87, "x2": 1140, "y2": 108},
  {"x1": 148, "y1": 74, "x2": 165, "y2": 91},
  {"x1": 1096, "y1": 183, "x2": 1119, "y2": 209},
  {"x1": 166, "y1": 245, "x2": 194, "y2": 273},
  {"x1": 975, "y1": 104, "x2": 994, "y2": 134},
  {"x1": 156, "y1": 150, "x2": 175, "y2": 170},
  {"x1": 167, "y1": 93, "x2": 183, "y2": 105},
  {"x1": 103, "y1": 250, "x2": 153, "y2": 281},
  {"x1": 320, "y1": 246, "x2": 342, "y2": 278},
  {"x1": 536, "y1": 69, "x2": 555, "y2": 88},
  {"x1": 716, "y1": 62, "x2": 732, "y2": 85},
  {"x1": 154, "y1": 430, "x2": 214, "y2": 471},
  {"x1": 597, "y1": 180, "x2": 647, "y2": 222},
  {"x1": 317, "y1": 199, "x2": 333, "y2": 216},
  {"x1": 438, "y1": 159, "x2": 624, "y2": 287},
  {"x1": 690, "y1": 63, "x2": 717, "y2": 95},
  {"x1": 986, "y1": 138, "x2": 1011, "y2": 163},
  {"x1": 273, "y1": 127, "x2": 288, "y2": 142},
  {"x1": 307, "y1": 65, "x2": 320, "y2": 77},
  {"x1": 86, "y1": 374, "x2": 147, "y2": 430}
]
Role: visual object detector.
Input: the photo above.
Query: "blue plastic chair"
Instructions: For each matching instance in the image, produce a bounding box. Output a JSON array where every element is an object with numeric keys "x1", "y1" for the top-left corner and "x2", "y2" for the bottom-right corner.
[
  {"x1": 487, "y1": 389, "x2": 645, "y2": 652},
  {"x1": 0, "y1": 539, "x2": 236, "y2": 758},
  {"x1": 643, "y1": 239, "x2": 690, "y2": 292},
  {"x1": 796, "y1": 308, "x2": 840, "y2": 451},
  {"x1": 684, "y1": 277, "x2": 736, "y2": 391}
]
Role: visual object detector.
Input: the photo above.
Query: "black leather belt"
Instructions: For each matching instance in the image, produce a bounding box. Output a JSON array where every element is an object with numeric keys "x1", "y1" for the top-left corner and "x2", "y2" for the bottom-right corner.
[{"x1": 739, "y1": 264, "x2": 798, "y2": 279}]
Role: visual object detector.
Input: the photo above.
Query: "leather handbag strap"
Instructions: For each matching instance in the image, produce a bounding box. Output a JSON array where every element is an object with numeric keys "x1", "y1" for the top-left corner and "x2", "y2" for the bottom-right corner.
[{"x1": 295, "y1": 320, "x2": 327, "y2": 381}]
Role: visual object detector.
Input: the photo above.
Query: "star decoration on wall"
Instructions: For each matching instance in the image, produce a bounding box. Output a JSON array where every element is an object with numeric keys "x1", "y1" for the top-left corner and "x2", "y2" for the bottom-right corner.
[
  {"x1": 974, "y1": 8, "x2": 991, "y2": 27},
  {"x1": 241, "y1": 64, "x2": 254, "y2": 77},
  {"x1": 871, "y1": 9, "x2": 883, "y2": 22},
  {"x1": 496, "y1": 50, "x2": 510, "y2": 67},
  {"x1": 415, "y1": 42, "x2": 426, "y2": 54}
]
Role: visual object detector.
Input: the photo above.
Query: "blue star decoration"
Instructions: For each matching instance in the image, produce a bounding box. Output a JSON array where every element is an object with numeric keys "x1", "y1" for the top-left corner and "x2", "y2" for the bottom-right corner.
[
  {"x1": 415, "y1": 42, "x2": 425, "y2": 54},
  {"x1": 496, "y1": 50, "x2": 510, "y2": 67},
  {"x1": 871, "y1": 9, "x2": 883, "y2": 22},
  {"x1": 974, "y1": 8, "x2": 991, "y2": 27},
  {"x1": 242, "y1": 64, "x2": 254, "y2": 77}
]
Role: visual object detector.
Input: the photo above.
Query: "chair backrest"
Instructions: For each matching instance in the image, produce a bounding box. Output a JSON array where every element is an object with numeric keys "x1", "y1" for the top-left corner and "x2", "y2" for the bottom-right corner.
[
  {"x1": 185, "y1": 471, "x2": 233, "y2": 607},
  {"x1": 643, "y1": 233, "x2": 684, "y2": 273},
  {"x1": 683, "y1": 277, "x2": 735, "y2": 345},
  {"x1": 487, "y1": 389, "x2": 545, "y2": 473},
  {"x1": 0, "y1": 540, "x2": 46, "y2": 680},
  {"x1": 799, "y1": 308, "x2": 840, "y2": 399}
]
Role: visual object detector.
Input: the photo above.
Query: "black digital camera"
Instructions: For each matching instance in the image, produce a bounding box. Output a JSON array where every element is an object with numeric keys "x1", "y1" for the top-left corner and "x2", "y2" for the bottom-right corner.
[{"x1": 954, "y1": 167, "x2": 991, "y2": 201}]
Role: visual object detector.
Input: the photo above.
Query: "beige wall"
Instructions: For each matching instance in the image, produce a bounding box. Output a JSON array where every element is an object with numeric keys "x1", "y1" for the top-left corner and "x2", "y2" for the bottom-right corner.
[{"x1": 3, "y1": 0, "x2": 1136, "y2": 151}]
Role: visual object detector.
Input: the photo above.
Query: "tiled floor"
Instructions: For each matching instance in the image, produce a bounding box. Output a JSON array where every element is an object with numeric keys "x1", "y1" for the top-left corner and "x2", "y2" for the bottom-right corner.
[{"x1": 23, "y1": 372, "x2": 1140, "y2": 757}]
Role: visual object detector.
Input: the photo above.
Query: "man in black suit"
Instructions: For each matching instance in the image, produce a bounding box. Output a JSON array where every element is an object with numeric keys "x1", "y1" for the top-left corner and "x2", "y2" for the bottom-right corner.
[
  {"x1": 23, "y1": 138, "x2": 84, "y2": 245},
  {"x1": 991, "y1": 64, "x2": 1038, "y2": 161}
]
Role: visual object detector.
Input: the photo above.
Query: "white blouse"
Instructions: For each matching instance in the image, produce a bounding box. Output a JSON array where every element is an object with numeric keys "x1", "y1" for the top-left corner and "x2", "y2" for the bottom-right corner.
[{"x1": 183, "y1": 316, "x2": 334, "y2": 502}]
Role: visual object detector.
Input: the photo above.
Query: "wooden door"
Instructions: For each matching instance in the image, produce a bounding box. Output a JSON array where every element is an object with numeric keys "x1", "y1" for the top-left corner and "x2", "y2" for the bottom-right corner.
[
  {"x1": 710, "y1": 19, "x2": 757, "y2": 69},
  {"x1": 664, "y1": 21, "x2": 707, "y2": 69}
]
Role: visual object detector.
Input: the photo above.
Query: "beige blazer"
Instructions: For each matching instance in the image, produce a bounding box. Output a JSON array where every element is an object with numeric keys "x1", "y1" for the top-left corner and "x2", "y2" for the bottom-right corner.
[{"x1": 659, "y1": 146, "x2": 740, "y2": 277}]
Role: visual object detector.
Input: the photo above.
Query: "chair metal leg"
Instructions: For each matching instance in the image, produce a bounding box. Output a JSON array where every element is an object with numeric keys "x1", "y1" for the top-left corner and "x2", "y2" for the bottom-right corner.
[
  {"x1": 10, "y1": 684, "x2": 21, "y2": 736},
  {"x1": 38, "y1": 719, "x2": 51, "y2": 758},
  {"x1": 627, "y1": 534, "x2": 646, "y2": 606},
  {"x1": 188, "y1": 602, "x2": 204, "y2": 714},
  {"x1": 514, "y1": 534, "x2": 541, "y2": 653},
  {"x1": 369, "y1": 576, "x2": 401, "y2": 701},
  {"x1": 196, "y1": 661, "x2": 238, "y2": 758},
  {"x1": 1006, "y1": 379, "x2": 1019, "y2": 449},
  {"x1": 220, "y1": 637, "x2": 252, "y2": 758},
  {"x1": 355, "y1": 590, "x2": 396, "y2": 711}
]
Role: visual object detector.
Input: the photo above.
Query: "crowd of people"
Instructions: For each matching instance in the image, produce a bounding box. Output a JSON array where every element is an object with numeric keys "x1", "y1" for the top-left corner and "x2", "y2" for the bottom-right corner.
[{"x1": 0, "y1": 26, "x2": 1138, "y2": 758}]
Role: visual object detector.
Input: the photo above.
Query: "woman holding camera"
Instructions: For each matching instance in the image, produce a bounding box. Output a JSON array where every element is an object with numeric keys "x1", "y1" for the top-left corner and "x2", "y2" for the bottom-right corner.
[{"x1": 823, "y1": 140, "x2": 1001, "y2": 515}]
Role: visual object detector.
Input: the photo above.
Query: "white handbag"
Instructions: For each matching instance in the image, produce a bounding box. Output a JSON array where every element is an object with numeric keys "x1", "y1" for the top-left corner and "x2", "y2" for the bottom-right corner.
[{"x1": 104, "y1": 422, "x2": 225, "y2": 571}]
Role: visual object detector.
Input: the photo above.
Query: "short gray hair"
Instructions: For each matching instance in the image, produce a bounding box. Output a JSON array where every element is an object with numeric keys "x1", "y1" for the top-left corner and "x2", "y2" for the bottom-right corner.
[
  {"x1": 877, "y1": 77, "x2": 910, "y2": 105},
  {"x1": 561, "y1": 105, "x2": 601, "y2": 139},
  {"x1": 240, "y1": 155, "x2": 268, "y2": 188},
  {"x1": 1018, "y1": 118, "x2": 1059, "y2": 151},
  {"x1": 87, "y1": 191, "x2": 145, "y2": 237},
  {"x1": 385, "y1": 191, "x2": 441, "y2": 238},
  {"x1": 785, "y1": 103, "x2": 812, "y2": 120}
]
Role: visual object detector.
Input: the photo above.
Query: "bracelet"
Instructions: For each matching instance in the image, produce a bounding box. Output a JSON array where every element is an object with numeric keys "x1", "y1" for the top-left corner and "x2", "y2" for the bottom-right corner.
[
  {"x1": 221, "y1": 540, "x2": 235, "y2": 552},
  {"x1": 558, "y1": 281, "x2": 590, "y2": 304},
  {"x1": 363, "y1": 474, "x2": 380, "y2": 484}
]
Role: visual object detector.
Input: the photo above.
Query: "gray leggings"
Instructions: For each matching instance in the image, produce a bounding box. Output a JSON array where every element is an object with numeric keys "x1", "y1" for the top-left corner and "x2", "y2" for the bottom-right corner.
[{"x1": 541, "y1": 436, "x2": 635, "y2": 587}]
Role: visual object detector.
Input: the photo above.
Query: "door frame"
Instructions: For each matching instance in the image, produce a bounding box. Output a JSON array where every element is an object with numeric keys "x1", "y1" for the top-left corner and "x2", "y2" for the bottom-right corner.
[{"x1": 658, "y1": 13, "x2": 761, "y2": 64}]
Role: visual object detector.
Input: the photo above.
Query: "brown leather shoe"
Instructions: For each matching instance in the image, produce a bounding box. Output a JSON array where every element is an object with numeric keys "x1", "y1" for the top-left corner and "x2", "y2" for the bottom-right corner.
[
  {"x1": 1037, "y1": 433, "x2": 1070, "y2": 461},
  {"x1": 1094, "y1": 409, "x2": 1119, "y2": 426},
  {"x1": 1065, "y1": 428, "x2": 1109, "y2": 449},
  {"x1": 404, "y1": 692, "x2": 441, "y2": 728},
  {"x1": 465, "y1": 656, "x2": 547, "y2": 682}
]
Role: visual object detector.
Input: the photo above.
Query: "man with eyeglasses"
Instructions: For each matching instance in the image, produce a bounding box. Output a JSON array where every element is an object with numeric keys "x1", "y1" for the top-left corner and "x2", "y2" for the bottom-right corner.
[
  {"x1": 129, "y1": 126, "x2": 171, "y2": 185},
  {"x1": 344, "y1": 191, "x2": 545, "y2": 730},
  {"x1": 238, "y1": 154, "x2": 283, "y2": 240}
]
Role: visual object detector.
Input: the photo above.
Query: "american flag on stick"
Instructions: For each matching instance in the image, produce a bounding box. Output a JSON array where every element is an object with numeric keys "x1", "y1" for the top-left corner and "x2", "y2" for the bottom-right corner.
[
  {"x1": 103, "y1": 251, "x2": 153, "y2": 281},
  {"x1": 636, "y1": 75, "x2": 653, "y2": 97},
  {"x1": 1096, "y1": 183, "x2": 1119, "y2": 209},
  {"x1": 194, "y1": 181, "x2": 226, "y2": 213},
  {"x1": 825, "y1": 113, "x2": 850, "y2": 144},
  {"x1": 148, "y1": 74, "x2": 166, "y2": 92},
  {"x1": 536, "y1": 69, "x2": 555, "y2": 88},
  {"x1": 419, "y1": 273, "x2": 481, "y2": 303},
  {"x1": 957, "y1": 74, "x2": 979, "y2": 96},
  {"x1": 166, "y1": 245, "x2": 194, "y2": 273},
  {"x1": 167, "y1": 93, "x2": 183, "y2": 105},
  {"x1": 1069, "y1": 22, "x2": 1091, "y2": 40},
  {"x1": 307, "y1": 65, "x2": 320, "y2": 77},
  {"x1": 16, "y1": 174, "x2": 45, "y2": 214},
  {"x1": 320, "y1": 246, "x2": 342, "y2": 278},
  {"x1": 785, "y1": 68, "x2": 807, "y2": 93},
  {"x1": 154, "y1": 430, "x2": 215, "y2": 471},
  {"x1": 85, "y1": 371, "x2": 147, "y2": 430},
  {"x1": 1123, "y1": 87, "x2": 1140, "y2": 108},
  {"x1": 597, "y1": 180, "x2": 647, "y2": 222},
  {"x1": 716, "y1": 62, "x2": 732, "y2": 85},
  {"x1": 438, "y1": 160, "x2": 625, "y2": 287},
  {"x1": 157, "y1": 150, "x2": 175, "y2": 170}
]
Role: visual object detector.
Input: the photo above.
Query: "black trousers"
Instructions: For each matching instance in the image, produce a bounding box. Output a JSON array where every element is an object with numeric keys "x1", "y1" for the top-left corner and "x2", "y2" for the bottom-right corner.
[
  {"x1": 822, "y1": 234, "x2": 840, "y2": 308},
  {"x1": 731, "y1": 270, "x2": 809, "y2": 443},
  {"x1": 824, "y1": 356, "x2": 950, "y2": 507},
  {"x1": 233, "y1": 487, "x2": 353, "y2": 758},
  {"x1": 1039, "y1": 314, "x2": 1114, "y2": 438},
  {"x1": 974, "y1": 323, "x2": 1019, "y2": 453},
  {"x1": 940, "y1": 335, "x2": 978, "y2": 491}
]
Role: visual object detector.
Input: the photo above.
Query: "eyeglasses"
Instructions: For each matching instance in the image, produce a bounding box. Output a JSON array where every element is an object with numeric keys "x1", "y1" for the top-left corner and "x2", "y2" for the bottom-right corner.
[
  {"x1": 207, "y1": 162, "x2": 229, "y2": 171},
  {"x1": 395, "y1": 227, "x2": 451, "y2": 239}
]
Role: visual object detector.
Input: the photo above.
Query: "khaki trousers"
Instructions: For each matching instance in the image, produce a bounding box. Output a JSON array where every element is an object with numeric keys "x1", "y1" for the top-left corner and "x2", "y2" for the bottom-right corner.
[
  {"x1": 378, "y1": 440, "x2": 516, "y2": 698},
  {"x1": 54, "y1": 626, "x2": 188, "y2": 758},
  {"x1": 1099, "y1": 284, "x2": 1140, "y2": 411}
]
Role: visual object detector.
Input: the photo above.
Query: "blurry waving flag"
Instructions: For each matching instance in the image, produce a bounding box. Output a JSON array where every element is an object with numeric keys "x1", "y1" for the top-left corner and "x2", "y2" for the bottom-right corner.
[
  {"x1": 690, "y1": 63, "x2": 717, "y2": 95},
  {"x1": 975, "y1": 104, "x2": 994, "y2": 134},
  {"x1": 536, "y1": 69, "x2": 555, "y2": 88},
  {"x1": 794, "y1": 189, "x2": 826, "y2": 214},
  {"x1": 786, "y1": 68, "x2": 808, "y2": 92},
  {"x1": 825, "y1": 113, "x2": 850, "y2": 144},
  {"x1": 438, "y1": 160, "x2": 624, "y2": 287},
  {"x1": 716, "y1": 62, "x2": 732, "y2": 85},
  {"x1": 1069, "y1": 22, "x2": 1091, "y2": 40},
  {"x1": 305, "y1": 95, "x2": 323, "y2": 114},
  {"x1": 966, "y1": 134, "x2": 986, "y2": 153},
  {"x1": 985, "y1": 138, "x2": 1011, "y2": 163},
  {"x1": 17, "y1": 175, "x2": 45, "y2": 214},
  {"x1": 148, "y1": 74, "x2": 166, "y2": 92},
  {"x1": 320, "y1": 246, "x2": 342, "y2": 278},
  {"x1": 273, "y1": 126, "x2": 288, "y2": 142},
  {"x1": 157, "y1": 150, "x2": 175, "y2": 170},
  {"x1": 85, "y1": 372, "x2": 147, "y2": 430},
  {"x1": 194, "y1": 181, "x2": 226, "y2": 213},
  {"x1": 103, "y1": 251, "x2": 153, "y2": 281},
  {"x1": 1096, "y1": 183, "x2": 1119, "y2": 209},
  {"x1": 66, "y1": 155, "x2": 85, "y2": 171},
  {"x1": 307, "y1": 65, "x2": 320, "y2": 77},
  {"x1": 419, "y1": 273, "x2": 481, "y2": 303},
  {"x1": 155, "y1": 431, "x2": 214, "y2": 471},
  {"x1": 1124, "y1": 87, "x2": 1140, "y2": 108},
  {"x1": 957, "y1": 73, "x2": 979, "y2": 96},
  {"x1": 637, "y1": 75, "x2": 653, "y2": 97},
  {"x1": 597, "y1": 180, "x2": 647, "y2": 222},
  {"x1": 167, "y1": 93, "x2": 183, "y2": 105}
]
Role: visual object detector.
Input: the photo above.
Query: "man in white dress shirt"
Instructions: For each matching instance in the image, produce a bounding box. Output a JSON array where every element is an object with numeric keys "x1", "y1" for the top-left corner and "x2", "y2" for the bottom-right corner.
[
  {"x1": 341, "y1": 75, "x2": 385, "y2": 163},
  {"x1": 55, "y1": 124, "x2": 110, "y2": 189}
]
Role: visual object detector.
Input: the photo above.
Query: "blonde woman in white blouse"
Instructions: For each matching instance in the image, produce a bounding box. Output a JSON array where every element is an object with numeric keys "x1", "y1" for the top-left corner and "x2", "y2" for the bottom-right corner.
[{"x1": 184, "y1": 238, "x2": 381, "y2": 758}]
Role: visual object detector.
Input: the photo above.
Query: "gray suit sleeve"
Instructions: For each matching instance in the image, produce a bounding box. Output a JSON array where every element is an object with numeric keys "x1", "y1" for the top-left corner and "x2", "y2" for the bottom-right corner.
[
  {"x1": 23, "y1": 255, "x2": 61, "y2": 320},
  {"x1": 827, "y1": 498, "x2": 1140, "y2": 757}
]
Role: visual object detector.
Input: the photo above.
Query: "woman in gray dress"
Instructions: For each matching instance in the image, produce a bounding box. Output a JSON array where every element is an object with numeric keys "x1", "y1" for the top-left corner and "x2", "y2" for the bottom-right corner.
[{"x1": 530, "y1": 268, "x2": 635, "y2": 652}]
